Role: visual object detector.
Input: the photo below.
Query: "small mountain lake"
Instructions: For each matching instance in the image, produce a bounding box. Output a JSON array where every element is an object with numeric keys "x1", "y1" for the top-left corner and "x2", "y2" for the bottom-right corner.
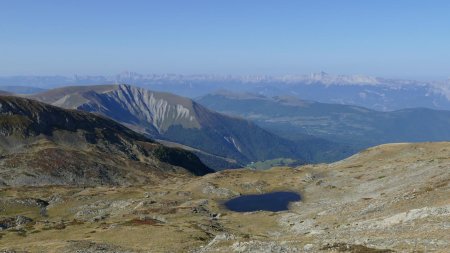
[{"x1": 224, "y1": 191, "x2": 301, "y2": 212}]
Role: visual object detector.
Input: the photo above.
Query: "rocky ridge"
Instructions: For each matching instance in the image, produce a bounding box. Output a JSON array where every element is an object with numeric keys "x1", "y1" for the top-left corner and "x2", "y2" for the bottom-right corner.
[{"x1": 0, "y1": 95, "x2": 212, "y2": 186}]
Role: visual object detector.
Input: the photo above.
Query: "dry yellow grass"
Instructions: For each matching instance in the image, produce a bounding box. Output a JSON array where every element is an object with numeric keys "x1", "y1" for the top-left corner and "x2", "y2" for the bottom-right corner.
[{"x1": 1, "y1": 142, "x2": 449, "y2": 252}]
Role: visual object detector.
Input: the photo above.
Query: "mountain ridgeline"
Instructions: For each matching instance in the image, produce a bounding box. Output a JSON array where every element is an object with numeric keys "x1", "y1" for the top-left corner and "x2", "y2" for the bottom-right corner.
[
  {"x1": 0, "y1": 90, "x2": 13, "y2": 96},
  {"x1": 30, "y1": 84, "x2": 349, "y2": 169},
  {"x1": 4, "y1": 72, "x2": 450, "y2": 111},
  {"x1": 0, "y1": 95, "x2": 213, "y2": 186}
]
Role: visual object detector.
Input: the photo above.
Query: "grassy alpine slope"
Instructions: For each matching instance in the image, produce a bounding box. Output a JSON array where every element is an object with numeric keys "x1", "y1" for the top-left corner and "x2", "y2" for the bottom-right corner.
[{"x1": 1, "y1": 142, "x2": 449, "y2": 252}]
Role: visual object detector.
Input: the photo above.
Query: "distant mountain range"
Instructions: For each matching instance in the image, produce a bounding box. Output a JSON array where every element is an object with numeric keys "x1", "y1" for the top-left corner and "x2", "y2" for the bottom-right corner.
[
  {"x1": 1, "y1": 72, "x2": 450, "y2": 111},
  {"x1": 0, "y1": 90, "x2": 13, "y2": 95},
  {"x1": 197, "y1": 91, "x2": 450, "y2": 149},
  {"x1": 0, "y1": 95, "x2": 213, "y2": 186},
  {"x1": 0, "y1": 85, "x2": 46, "y2": 94},
  {"x1": 29, "y1": 84, "x2": 350, "y2": 169}
]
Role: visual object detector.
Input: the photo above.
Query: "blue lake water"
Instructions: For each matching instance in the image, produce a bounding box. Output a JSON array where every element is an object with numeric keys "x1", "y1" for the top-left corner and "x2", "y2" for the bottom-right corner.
[{"x1": 224, "y1": 191, "x2": 301, "y2": 212}]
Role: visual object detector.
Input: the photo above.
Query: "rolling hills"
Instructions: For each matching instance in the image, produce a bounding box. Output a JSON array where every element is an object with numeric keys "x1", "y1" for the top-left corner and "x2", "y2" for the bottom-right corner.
[
  {"x1": 0, "y1": 95, "x2": 213, "y2": 186},
  {"x1": 197, "y1": 91, "x2": 450, "y2": 149}
]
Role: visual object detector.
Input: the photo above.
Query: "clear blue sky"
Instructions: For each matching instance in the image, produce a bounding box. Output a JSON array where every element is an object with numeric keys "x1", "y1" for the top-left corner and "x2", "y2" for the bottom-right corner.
[{"x1": 1, "y1": 0, "x2": 449, "y2": 79}]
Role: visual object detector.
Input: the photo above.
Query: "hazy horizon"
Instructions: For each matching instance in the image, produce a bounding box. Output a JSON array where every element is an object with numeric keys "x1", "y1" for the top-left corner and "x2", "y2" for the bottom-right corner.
[
  {"x1": 0, "y1": 71, "x2": 447, "y2": 83},
  {"x1": 1, "y1": 0, "x2": 450, "y2": 80}
]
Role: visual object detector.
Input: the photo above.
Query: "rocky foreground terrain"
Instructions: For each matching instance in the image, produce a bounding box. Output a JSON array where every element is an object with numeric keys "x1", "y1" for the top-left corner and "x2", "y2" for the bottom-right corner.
[{"x1": 1, "y1": 142, "x2": 449, "y2": 252}]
